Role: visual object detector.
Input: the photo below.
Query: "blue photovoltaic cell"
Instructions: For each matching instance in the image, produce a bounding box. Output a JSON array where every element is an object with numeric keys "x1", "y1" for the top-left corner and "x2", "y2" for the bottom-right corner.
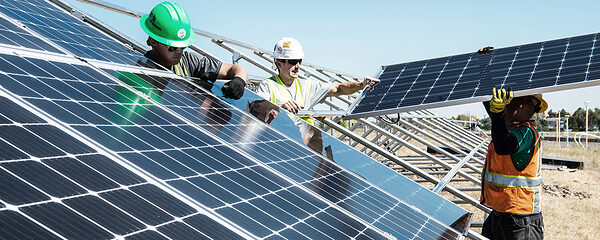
[
  {"x1": 100, "y1": 68, "x2": 464, "y2": 239},
  {"x1": 221, "y1": 82, "x2": 470, "y2": 231},
  {"x1": 0, "y1": 95, "x2": 243, "y2": 239},
  {"x1": 0, "y1": 53, "x2": 388, "y2": 239},
  {"x1": 0, "y1": 15, "x2": 61, "y2": 53},
  {"x1": 0, "y1": 0, "x2": 146, "y2": 65},
  {"x1": 349, "y1": 32, "x2": 600, "y2": 118}
]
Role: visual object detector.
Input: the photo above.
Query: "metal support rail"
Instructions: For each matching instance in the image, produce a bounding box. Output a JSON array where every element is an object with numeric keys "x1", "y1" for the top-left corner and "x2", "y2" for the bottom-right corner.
[
  {"x1": 322, "y1": 118, "x2": 490, "y2": 213},
  {"x1": 359, "y1": 119, "x2": 482, "y2": 185},
  {"x1": 433, "y1": 140, "x2": 486, "y2": 194},
  {"x1": 396, "y1": 118, "x2": 485, "y2": 171}
]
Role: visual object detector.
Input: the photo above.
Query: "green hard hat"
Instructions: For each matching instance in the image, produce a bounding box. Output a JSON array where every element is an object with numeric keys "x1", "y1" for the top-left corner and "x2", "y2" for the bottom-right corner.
[{"x1": 140, "y1": 1, "x2": 195, "y2": 47}]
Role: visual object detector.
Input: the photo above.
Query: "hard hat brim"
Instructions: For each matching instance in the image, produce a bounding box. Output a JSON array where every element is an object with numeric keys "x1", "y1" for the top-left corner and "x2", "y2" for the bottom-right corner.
[
  {"x1": 532, "y1": 95, "x2": 548, "y2": 113},
  {"x1": 140, "y1": 14, "x2": 195, "y2": 48}
]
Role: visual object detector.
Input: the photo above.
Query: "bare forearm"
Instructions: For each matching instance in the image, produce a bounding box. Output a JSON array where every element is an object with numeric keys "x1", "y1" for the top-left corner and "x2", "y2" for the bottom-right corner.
[
  {"x1": 219, "y1": 63, "x2": 248, "y2": 82},
  {"x1": 328, "y1": 81, "x2": 365, "y2": 97}
]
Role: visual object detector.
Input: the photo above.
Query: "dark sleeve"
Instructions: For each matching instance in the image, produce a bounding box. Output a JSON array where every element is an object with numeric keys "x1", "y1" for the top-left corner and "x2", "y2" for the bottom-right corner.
[
  {"x1": 483, "y1": 101, "x2": 518, "y2": 155},
  {"x1": 183, "y1": 51, "x2": 223, "y2": 82}
]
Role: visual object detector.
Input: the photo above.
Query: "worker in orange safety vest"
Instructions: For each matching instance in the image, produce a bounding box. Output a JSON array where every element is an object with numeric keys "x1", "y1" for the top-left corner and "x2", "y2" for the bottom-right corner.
[{"x1": 481, "y1": 88, "x2": 548, "y2": 240}]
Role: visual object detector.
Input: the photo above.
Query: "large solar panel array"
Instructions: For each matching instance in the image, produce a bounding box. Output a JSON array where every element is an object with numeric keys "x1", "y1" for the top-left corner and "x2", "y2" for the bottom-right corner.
[
  {"x1": 0, "y1": 0, "x2": 470, "y2": 239},
  {"x1": 347, "y1": 32, "x2": 600, "y2": 119},
  {"x1": 0, "y1": 51, "x2": 396, "y2": 239}
]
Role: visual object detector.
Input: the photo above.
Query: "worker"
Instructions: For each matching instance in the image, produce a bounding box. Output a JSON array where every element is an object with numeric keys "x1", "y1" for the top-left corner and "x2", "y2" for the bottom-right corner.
[
  {"x1": 255, "y1": 37, "x2": 380, "y2": 125},
  {"x1": 140, "y1": 1, "x2": 248, "y2": 99},
  {"x1": 481, "y1": 88, "x2": 547, "y2": 240}
]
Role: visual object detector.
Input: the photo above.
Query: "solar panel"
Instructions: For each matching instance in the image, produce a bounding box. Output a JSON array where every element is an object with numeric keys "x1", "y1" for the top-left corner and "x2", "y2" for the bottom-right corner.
[
  {"x1": 0, "y1": 95, "x2": 246, "y2": 239},
  {"x1": 223, "y1": 83, "x2": 471, "y2": 231},
  {"x1": 0, "y1": 0, "x2": 145, "y2": 65},
  {"x1": 0, "y1": 50, "x2": 393, "y2": 239},
  {"x1": 95, "y1": 65, "x2": 465, "y2": 239},
  {"x1": 0, "y1": 14, "x2": 61, "y2": 53},
  {"x1": 347, "y1": 32, "x2": 600, "y2": 119}
]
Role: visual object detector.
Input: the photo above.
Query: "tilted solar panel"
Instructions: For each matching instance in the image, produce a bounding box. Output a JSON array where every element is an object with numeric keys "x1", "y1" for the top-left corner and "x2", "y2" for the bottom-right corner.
[
  {"x1": 97, "y1": 65, "x2": 464, "y2": 239},
  {"x1": 220, "y1": 81, "x2": 472, "y2": 233},
  {"x1": 347, "y1": 32, "x2": 600, "y2": 119},
  {"x1": 0, "y1": 95, "x2": 245, "y2": 239},
  {"x1": 0, "y1": 0, "x2": 145, "y2": 65},
  {"x1": 0, "y1": 49, "x2": 392, "y2": 239}
]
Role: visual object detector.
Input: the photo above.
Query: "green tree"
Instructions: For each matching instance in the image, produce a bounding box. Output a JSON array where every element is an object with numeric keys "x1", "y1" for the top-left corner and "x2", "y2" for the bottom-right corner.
[
  {"x1": 571, "y1": 107, "x2": 586, "y2": 131},
  {"x1": 532, "y1": 113, "x2": 548, "y2": 131},
  {"x1": 479, "y1": 117, "x2": 491, "y2": 130}
]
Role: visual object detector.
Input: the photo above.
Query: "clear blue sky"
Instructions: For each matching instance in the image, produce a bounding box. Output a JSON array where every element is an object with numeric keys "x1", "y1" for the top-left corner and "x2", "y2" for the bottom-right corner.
[{"x1": 65, "y1": 0, "x2": 600, "y2": 118}]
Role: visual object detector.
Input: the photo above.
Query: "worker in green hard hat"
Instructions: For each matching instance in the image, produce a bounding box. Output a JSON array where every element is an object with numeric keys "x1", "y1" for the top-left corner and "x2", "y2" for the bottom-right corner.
[{"x1": 140, "y1": 1, "x2": 248, "y2": 99}]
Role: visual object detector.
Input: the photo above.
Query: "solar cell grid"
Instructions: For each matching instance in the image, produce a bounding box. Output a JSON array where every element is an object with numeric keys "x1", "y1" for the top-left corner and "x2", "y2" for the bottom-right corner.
[
  {"x1": 0, "y1": 0, "x2": 145, "y2": 65},
  {"x1": 0, "y1": 14, "x2": 61, "y2": 53},
  {"x1": 97, "y1": 67, "x2": 463, "y2": 238},
  {"x1": 349, "y1": 32, "x2": 600, "y2": 118},
  {"x1": 0, "y1": 51, "x2": 391, "y2": 239},
  {"x1": 0, "y1": 95, "x2": 244, "y2": 239}
]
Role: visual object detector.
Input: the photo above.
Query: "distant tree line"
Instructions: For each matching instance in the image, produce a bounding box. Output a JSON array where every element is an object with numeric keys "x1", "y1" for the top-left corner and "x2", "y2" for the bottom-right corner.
[{"x1": 472, "y1": 108, "x2": 600, "y2": 131}]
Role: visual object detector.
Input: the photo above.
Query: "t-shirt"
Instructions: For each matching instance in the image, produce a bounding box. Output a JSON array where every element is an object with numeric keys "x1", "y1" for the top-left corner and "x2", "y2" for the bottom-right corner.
[
  {"x1": 144, "y1": 50, "x2": 222, "y2": 89},
  {"x1": 255, "y1": 76, "x2": 332, "y2": 110},
  {"x1": 508, "y1": 124, "x2": 537, "y2": 171}
]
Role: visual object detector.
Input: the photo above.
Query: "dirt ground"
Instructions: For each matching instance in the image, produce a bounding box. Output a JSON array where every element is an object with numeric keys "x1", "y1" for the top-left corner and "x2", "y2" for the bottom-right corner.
[{"x1": 540, "y1": 167, "x2": 600, "y2": 239}]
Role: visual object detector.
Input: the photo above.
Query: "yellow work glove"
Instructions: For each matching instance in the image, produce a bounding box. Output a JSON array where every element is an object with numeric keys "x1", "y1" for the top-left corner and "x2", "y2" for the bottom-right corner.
[{"x1": 489, "y1": 87, "x2": 513, "y2": 113}]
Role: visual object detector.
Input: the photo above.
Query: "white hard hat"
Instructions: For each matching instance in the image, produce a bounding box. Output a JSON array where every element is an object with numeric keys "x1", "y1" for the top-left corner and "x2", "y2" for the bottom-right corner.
[{"x1": 272, "y1": 37, "x2": 304, "y2": 59}]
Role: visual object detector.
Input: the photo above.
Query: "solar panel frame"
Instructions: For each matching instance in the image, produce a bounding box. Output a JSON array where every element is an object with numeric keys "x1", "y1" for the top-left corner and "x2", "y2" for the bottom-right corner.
[{"x1": 346, "y1": 32, "x2": 600, "y2": 119}]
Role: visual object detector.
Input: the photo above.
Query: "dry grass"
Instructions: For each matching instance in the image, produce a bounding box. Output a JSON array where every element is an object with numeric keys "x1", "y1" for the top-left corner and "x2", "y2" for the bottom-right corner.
[
  {"x1": 541, "y1": 168, "x2": 600, "y2": 240},
  {"x1": 539, "y1": 141, "x2": 600, "y2": 240}
]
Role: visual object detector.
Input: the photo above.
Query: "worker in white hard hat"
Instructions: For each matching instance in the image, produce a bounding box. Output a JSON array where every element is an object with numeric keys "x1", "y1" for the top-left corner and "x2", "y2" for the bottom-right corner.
[
  {"x1": 255, "y1": 37, "x2": 380, "y2": 125},
  {"x1": 480, "y1": 88, "x2": 547, "y2": 240},
  {"x1": 254, "y1": 37, "x2": 379, "y2": 154}
]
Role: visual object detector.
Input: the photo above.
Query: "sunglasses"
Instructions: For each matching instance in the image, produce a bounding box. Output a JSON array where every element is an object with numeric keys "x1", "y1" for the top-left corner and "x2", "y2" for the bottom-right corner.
[
  {"x1": 279, "y1": 59, "x2": 302, "y2": 65},
  {"x1": 167, "y1": 46, "x2": 186, "y2": 52}
]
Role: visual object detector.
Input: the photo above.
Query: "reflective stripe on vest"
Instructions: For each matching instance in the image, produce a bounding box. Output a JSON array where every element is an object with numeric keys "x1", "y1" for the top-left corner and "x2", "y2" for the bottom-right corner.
[
  {"x1": 482, "y1": 121, "x2": 542, "y2": 214},
  {"x1": 173, "y1": 58, "x2": 189, "y2": 77},
  {"x1": 266, "y1": 76, "x2": 315, "y2": 125},
  {"x1": 484, "y1": 172, "x2": 542, "y2": 188}
]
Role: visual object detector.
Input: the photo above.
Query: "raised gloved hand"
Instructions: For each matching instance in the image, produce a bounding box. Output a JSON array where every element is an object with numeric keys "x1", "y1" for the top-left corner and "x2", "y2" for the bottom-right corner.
[
  {"x1": 221, "y1": 77, "x2": 246, "y2": 99},
  {"x1": 489, "y1": 87, "x2": 513, "y2": 113}
]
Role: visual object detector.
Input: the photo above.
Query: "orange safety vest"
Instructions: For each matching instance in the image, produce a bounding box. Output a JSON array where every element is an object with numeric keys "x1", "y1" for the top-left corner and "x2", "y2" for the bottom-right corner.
[{"x1": 481, "y1": 121, "x2": 542, "y2": 215}]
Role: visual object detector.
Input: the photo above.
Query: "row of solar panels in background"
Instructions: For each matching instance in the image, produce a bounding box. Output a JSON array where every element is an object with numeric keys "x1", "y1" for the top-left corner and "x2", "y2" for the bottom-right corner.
[{"x1": 350, "y1": 32, "x2": 600, "y2": 116}]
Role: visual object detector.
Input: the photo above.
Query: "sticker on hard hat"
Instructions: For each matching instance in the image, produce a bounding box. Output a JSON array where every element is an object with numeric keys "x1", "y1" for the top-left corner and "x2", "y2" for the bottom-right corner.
[
  {"x1": 177, "y1": 29, "x2": 186, "y2": 39},
  {"x1": 277, "y1": 47, "x2": 283, "y2": 54},
  {"x1": 282, "y1": 41, "x2": 291, "y2": 48}
]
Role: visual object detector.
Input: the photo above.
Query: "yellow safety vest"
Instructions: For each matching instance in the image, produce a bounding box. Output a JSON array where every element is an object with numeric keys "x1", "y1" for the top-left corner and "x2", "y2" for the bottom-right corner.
[
  {"x1": 481, "y1": 121, "x2": 542, "y2": 215},
  {"x1": 265, "y1": 75, "x2": 314, "y2": 125},
  {"x1": 173, "y1": 58, "x2": 189, "y2": 77}
]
